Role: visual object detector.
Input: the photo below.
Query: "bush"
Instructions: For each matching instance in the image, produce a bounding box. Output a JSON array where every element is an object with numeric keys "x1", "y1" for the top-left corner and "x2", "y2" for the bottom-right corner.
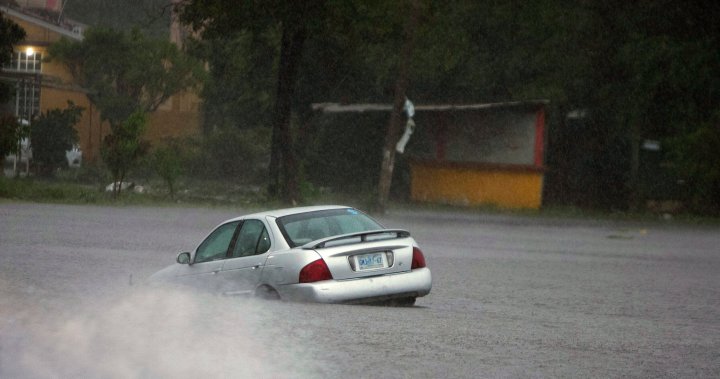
[
  {"x1": 30, "y1": 102, "x2": 83, "y2": 176},
  {"x1": 668, "y1": 122, "x2": 720, "y2": 215},
  {"x1": 152, "y1": 139, "x2": 185, "y2": 198},
  {"x1": 304, "y1": 113, "x2": 386, "y2": 194},
  {"x1": 190, "y1": 127, "x2": 270, "y2": 182},
  {"x1": 0, "y1": 113, "x2": 22, "y2": 160},
  {"x1": 55, "y1": 163, "x2": 110, "y2": 185},
  {"x1": 101, "y1": 111, "x2": 149, "y2": 197}
]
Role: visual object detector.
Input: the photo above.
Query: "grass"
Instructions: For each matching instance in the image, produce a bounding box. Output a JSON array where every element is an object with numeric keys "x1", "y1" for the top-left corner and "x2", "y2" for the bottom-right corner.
[
  {"x1": 388, "y1": 199, "x2": 720, "y2": 225},
  {"x1": 0, "y1": 175, "x2": 266, "y2": 208},
  {"x1": 0, "y1": 176, "x2": 103, "y2": 204},
  {"x1": 1, "y1": 172, "x2": 718, "y2": 225}
]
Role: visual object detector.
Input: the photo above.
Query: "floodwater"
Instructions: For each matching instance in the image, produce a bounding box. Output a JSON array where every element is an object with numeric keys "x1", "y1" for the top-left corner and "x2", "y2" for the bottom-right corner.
[{"x1": 1, "y1": 202, "x2": 719, "y2": 378}]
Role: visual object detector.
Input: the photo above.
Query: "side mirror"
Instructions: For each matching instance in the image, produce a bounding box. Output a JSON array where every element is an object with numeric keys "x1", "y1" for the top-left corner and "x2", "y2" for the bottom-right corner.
[{"x1": 176, "y1": 252, "x2": 192, "y2": 265}]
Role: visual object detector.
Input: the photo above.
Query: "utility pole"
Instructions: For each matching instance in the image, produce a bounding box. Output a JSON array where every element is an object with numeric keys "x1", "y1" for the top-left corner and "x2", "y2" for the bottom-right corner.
[{"x1": 376, "y1": 0, "x2": 421, "y2": 213}]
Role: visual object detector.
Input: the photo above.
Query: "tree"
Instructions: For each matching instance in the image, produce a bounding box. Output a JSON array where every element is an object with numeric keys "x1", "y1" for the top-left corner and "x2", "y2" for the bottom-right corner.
[
  {"x1": 558, "y1": 0, "x2": 720, "y2": 210},
  {"x1": 0, "y1": 13, "x2": 25, "y2": 103},
  {"x1": 175, "y1": 0, "x2": 720, "y2": 213},
  {"x1": 152, "y1": 139, "x2": 184, "y2": 199},
  {"x1": 48, "y1": 27, "x2": 202, "y2": 128},
  {"x1": 47, "y1": 27, "x2": 202, "y2": 195},
  {"x1": 101, "y1": 111, "x2": 149, "y2": 197},
  {"x1": 417, "y1": 0, "x2": 720, "y2": 212},
  {"x1": 186, "y1": 30, "x2": 276, "y2": 133},
  {"x1": 0, "y1": 14, "x2": 26, "y2": 169},
  {"x1": 177, "y1": 0, "x2": 335, "y2": 204},
  {"x1": 669, "y1": 121, "x2": 720, "y2": 214},
  {"x1": 0, "y1": 114, "x2": 21, "y2": 168},
  {"x1": 29, "y1": 102, "x2": 83, "y2": 176},
  {"x1": 376, "y1": 0, "x2": 423, "y2": 212}
]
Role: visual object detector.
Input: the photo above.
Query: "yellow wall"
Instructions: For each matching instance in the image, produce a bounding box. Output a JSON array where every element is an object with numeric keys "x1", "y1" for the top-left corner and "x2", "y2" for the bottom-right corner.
[
  {"x1": 410, "y1": 162, "x2": 544, "y2": 209},
  {"x1": 12, "y1": 19, "x2": 65, "y2": 44},
  {"x1": 147, "y1": 91, "x2": 202, "y2": 143}
]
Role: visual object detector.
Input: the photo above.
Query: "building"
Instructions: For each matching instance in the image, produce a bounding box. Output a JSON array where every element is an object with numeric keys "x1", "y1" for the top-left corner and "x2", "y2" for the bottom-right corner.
[{"x1": 1, "y1": 2, "x2": 201, "y2": 164}]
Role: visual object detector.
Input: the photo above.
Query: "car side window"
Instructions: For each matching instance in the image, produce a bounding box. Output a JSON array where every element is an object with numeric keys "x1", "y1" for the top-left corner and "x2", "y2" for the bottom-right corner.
[
  {"x1": 195, "y1": 221, "x2": 240, "y2": 263},
  {"x1": 256, "y1": 228, "x2": 270, "y2": 253},
  {"x1": 232, "y1": 219, "x2": 270, "y2": 257}
]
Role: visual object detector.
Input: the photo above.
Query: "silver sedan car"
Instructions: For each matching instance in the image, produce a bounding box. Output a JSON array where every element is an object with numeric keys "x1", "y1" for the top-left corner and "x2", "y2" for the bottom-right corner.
[{"x1": 149, "y1": 206, "x2": 432, "y2": 305}]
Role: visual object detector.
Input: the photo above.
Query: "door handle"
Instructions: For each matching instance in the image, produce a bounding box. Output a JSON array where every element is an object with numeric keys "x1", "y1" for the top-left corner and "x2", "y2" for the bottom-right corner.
[{"x1": 251, "y1": 265, "x2": 261, "y2": 270}]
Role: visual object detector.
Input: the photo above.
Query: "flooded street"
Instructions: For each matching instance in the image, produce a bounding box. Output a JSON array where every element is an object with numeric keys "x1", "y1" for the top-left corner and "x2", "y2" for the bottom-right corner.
[{"x1": 2, "y1": 202, "x2": 719, "y2": 378}]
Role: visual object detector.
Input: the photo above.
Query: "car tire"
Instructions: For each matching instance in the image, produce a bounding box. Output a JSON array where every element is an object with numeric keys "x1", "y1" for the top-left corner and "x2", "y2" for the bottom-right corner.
[
  {"x1": 254, "y1": 285, "x2": 280, "y2": 300},
  {"x1": 389, "y1": 297, "x2": 416, "y2": 307}
]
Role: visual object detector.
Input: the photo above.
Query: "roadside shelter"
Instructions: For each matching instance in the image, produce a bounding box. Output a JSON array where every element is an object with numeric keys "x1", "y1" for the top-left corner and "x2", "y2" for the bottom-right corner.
[{"x1": 312, "y1": 100, "x2": 548, "y2": 209}]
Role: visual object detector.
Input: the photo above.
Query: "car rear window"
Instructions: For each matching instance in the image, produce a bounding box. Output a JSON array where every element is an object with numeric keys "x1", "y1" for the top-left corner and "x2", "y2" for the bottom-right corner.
[{"x1": 277, "y1": 208, "x2": 383, "y2": 247}]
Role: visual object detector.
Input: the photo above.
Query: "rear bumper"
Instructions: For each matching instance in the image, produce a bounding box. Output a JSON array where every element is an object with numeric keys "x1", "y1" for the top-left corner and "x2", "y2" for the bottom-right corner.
[{"x1": 280, "y1": 267, "x2": 432, "y2": 304}]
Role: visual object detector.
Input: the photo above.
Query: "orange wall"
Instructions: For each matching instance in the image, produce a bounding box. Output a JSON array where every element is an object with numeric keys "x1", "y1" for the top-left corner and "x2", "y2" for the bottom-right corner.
[{"x1": 410, "y1": 162, "x2": 544, "y2": 209}]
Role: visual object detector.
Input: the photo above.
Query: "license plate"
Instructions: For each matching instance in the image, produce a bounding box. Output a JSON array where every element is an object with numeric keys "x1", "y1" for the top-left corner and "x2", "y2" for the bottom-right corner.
[{"x1": 355, "y1": 252, "x2": 387, "y2": 271}]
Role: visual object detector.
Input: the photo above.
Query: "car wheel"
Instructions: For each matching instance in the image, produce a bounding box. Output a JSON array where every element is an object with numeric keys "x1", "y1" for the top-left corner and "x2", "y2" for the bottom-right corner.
[
  {"x1": 254, "y1": 285, "x2": 280, "y2": 300},
  {"x1": 389, "y1": 297, "x2": 416, "y2": 307}
]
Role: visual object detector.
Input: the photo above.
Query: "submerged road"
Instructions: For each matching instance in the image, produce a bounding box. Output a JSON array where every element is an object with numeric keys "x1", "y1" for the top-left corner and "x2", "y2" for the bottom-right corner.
[{"x1": 1, "y1": 202, "x2": 719, "y2": 378}]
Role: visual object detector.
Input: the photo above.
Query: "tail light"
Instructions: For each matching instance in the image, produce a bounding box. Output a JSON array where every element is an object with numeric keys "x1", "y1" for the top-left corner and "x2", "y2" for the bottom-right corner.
[
  {"x1": 411, "y1": 247, "x2": 426, "y2": 269},
  {"x1": 299, "y1": 258, "x2": 333, "y2": 283}
]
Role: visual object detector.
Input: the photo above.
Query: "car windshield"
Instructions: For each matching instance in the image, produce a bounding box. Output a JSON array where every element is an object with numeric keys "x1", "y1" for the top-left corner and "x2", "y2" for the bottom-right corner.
[{"x1": 276, "y1": 208, "x2": 384, "y2": 247}]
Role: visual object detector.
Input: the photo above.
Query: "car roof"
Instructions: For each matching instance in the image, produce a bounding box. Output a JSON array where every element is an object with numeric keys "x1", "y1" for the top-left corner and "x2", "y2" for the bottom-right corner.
[{"x1": 226, "y1": 205, "x2": 352, "y2": 222}]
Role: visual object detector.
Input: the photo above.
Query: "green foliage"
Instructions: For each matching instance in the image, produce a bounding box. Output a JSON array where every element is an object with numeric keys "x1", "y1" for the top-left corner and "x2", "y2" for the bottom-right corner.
[
  {"x1": 578, "y1": 1, "x2": 720, "y2": 210},
  {"x1": 48, "y1": 27, "x2": 202, "y2": 196},
  {"x1": 190, "y1": 127, "x2": 270, "y2": 181},
  {"x1": 47, "y1": 27, "x2": 203, "y2": 129},
  {"x1": 54, "y1": 163, "x2": 110, "y2": 185},
  {"x1": 29, "y1": 102, "x2": 83, "y2": 176},
  {"x1": 304, "y1": 112, "x2": 386, "y2": 193},
  {"x1": 178, "y1": 0, "x2": 361, "y2": 203},
  {"x1": 0, "y1": 177, "x2": 100, "y2": 203},
  {"x1": 294, "y1": 1, "x2": 410, "y2": 104},
  {"x1": 176, "y1": 0, "x2": 720, "y2": 212},
  {"x1": 186, "y1": 29, "x2": 277, "y2": 132},
  {"x1": 0, "y1": 13, "x2": 25, "y2": 102},
  {"x1": 152, "y1": 140, "x2": 185, "y2": 198},
  {"x1": 0, "y1": 113, "x2": 21, "y2": 159},
  {"x1": 667, "y1": 119, "x2": 720, "y2": 214},
  {"x1": 101, "y1": 111, "x2": 149, "y2": 197}
]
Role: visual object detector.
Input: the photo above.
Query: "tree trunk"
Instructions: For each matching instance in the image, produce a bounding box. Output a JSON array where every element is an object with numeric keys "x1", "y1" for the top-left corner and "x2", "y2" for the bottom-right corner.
[
  {"x1": 376, "y1": 1, "x2": 421, "y2": 212},
  {"x1": 628, "y1": 120, "x2": 641, "y2": 211},
  {"x1": 268, "y1": 24, "x2": 306, "y2": 204}
]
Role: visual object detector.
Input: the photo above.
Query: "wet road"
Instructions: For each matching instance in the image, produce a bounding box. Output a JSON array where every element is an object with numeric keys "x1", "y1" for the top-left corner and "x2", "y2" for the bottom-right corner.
[{"x1": 1, "y1": 202, "x2": 719, "y2": 378}]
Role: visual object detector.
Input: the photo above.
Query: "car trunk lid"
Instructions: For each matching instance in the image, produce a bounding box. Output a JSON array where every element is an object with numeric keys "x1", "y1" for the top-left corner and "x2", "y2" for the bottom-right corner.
[{"x1": 302, "y1": 230, "x2": 414, "y2": 280}]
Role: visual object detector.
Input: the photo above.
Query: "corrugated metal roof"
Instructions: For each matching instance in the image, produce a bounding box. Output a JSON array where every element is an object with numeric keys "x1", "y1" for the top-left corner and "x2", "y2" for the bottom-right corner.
[{"x1": 311, "y1": 100, "x2": 549, "y2": 113}]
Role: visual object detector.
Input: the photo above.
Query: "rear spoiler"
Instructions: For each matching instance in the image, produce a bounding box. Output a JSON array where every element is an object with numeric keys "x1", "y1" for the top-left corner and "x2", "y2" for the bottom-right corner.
[{"x1": 301, "y1": 229, "x2": 411, "y2": 249}]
